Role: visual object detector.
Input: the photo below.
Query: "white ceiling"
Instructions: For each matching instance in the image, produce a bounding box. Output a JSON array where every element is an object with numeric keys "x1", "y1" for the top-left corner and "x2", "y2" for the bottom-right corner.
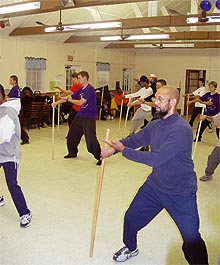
[{"x1": 0, "y1": 0, "x2": 219, "y2": 49}]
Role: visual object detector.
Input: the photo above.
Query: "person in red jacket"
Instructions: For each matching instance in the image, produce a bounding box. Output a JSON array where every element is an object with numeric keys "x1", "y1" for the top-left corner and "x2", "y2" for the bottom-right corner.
[
  {"x1": 53, "y1": 72, "x2": 82, "y2": 127},
  {"x1": 114, "y1": 87, "x2": 130, "y2": 119}
]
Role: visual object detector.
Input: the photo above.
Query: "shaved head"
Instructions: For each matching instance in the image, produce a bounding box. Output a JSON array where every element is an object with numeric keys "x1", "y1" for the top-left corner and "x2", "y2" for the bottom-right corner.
[
  {"x1": 156, "y1": 85, "x2": 180, "y2": 106},
  {"x1": 154, "y1": 85, "x2": 180, "y2": 119}
]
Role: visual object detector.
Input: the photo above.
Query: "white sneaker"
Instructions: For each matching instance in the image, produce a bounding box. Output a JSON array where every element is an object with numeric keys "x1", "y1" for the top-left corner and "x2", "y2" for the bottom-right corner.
[
  {"x1": 0, "y1": 196, "x2": 5, "y2": 207},
  {"x1": 20, "y1": 212, "x2": 32, "y2": 228},
  {"x1": 199, "y1": 175, "x2": 213, "y2": 181},
  {"x1": 113, "y1": 246, "x2": 139, "y2": 262},
  {"x1": 208, "y1": 128, "x2": 213, "y2": 133}
]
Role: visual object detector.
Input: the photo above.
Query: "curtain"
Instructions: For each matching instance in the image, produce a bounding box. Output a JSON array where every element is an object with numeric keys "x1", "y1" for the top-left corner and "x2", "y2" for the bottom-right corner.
[
  {"x1": 25, "y1": 57, "x2": 47, "y2": 70},
  {"x1": 96, "y1": 62, "x2": 110, "y2": 72}
]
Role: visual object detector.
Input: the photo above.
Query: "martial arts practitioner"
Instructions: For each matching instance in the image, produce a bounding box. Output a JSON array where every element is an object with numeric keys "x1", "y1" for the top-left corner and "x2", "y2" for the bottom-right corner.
[
  {"x1": 62, "y1": 71, "x2": 102, "y2": 165},
  {"x1": 199, "y1": 112, "x2": 220, "y2": 181},
  {"x1": 101, "y1": 85, "x2": 208, "y2": 264},
  {"x1": 125, "y1": 75, "x2": 153, "y2": 135},
  {"x1": 0, "y1": 84, "x2": 32, "y2": 227}
]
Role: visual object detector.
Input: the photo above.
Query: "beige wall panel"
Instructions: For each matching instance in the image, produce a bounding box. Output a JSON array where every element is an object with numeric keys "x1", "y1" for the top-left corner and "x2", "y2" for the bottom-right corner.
[{"x1": 96, "y1": 48, "x2": 109, "y2": 62}]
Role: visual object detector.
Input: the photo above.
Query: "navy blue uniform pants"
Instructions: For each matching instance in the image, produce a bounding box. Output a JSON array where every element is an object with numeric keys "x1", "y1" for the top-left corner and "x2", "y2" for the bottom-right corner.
[
  {"x1": 123, "y1": 182, "x2": 208, "y2": 264},
  {"x1": 0, "y1": 162, "x2": 30, "y2": 217},
  {"x1": 67, "y1": 116, "x2": 101, "y2": 160}
]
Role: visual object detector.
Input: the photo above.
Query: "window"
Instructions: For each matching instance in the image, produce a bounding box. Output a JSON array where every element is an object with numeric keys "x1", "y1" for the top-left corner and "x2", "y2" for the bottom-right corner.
[
  {"x1": 25, "y1": 57, "x2": 47, "y2": 92},
  {"x1": 26, "y1": 69, "x2": 44, "y2": 91},
  {"x1": 96, "y1": 62, "x2": 110, "y2": 88}
]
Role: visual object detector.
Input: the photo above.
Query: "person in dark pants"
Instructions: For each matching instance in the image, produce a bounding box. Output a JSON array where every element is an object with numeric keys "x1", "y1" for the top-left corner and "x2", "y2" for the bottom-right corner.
[
  {"x1": 199, "y1": 112, "x2": 220, "y2": 181},
  {"x1": 62, "y1": 71, "x2": 102, "y2": 166},
  {"x1": 0, "y1": 84, "x2": 32, "y2": 227},
  {"x1": 187, "y1": 81, "x2": 219, "y2": 141},
  {"x1": 183, "y1": 78, "x2": 207, "y2": 127},
  {"x1": 101, "y1": 85, "x2": 208, "y2": 264}
]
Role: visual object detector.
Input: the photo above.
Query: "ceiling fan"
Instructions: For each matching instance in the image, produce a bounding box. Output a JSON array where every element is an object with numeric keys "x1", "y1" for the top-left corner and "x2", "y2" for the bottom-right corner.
[
  {"x1": 168, "y1": 1, "x2": 220, "y2": 23},
  {"x1": 119, "y1": 28, "x2": 131, "y2": 40},
  {"x1": 36, "y1": 10, "x2": 65, "y2": 31},
  {"x1": 152, "y1": 40, "x2": 163, "y2": 49}
]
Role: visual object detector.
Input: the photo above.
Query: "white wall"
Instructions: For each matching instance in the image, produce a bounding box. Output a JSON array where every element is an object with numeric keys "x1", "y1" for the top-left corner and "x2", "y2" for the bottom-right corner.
[
  {"x1": 0, "y1": 35, "x2": 219, "y2": 113},
  {"x1": 0, "y1": 36, "x2": 135, "y2": 91}
]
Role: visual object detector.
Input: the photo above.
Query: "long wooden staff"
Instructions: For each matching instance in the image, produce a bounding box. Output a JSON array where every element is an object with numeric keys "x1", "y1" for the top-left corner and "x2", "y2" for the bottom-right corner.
[
  {"x1": 51, "y1": 95, "x2": 55, "y2": 160},
  {"x1": 192, "y1": 106, "x2": 205, "y2": 159},
  {"x1": 57, "y1": 91, "x2": 60, "y2": 136},
  {"x1": 89, "y1": 128, "x2": 110, "y2": 257},
  {"x1": 123, "y1": 98, "x2": 131, "y2": 133},
  {"x1": 99, "y1": 86, "x2": 105, "y2": 120},
  {"x1": 118, "y1": 92, "x2": 124, "y2": 132},
  {"x1": 186, "y1": 94, "x2": 189, "y2": 122}
]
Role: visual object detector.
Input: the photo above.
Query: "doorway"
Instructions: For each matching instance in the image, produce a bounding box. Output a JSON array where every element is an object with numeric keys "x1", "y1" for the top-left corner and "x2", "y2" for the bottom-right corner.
[
  {"x1": 122, "y1": 68, "x2": 133, "y2": 93},
  {"x1": 184, "y1": 69, "x2": 206, "y2": 115},
  {"x1": 65, "y1": 64, "x2": 80, "y2": 90}
]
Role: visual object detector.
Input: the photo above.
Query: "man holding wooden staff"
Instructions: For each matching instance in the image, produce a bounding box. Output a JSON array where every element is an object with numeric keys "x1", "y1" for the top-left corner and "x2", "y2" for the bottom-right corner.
[
  {"x1": 101, "y1": 85, "x2": 208, "y2": 264},
  {"x1": 199, "y1": 112, "x2": 220, "y2": 181},
  {"x1": 187, "y1": 81, "x2": 219, "y2": 142},
  {"x1": 62, "y1": 71, "x2": 102, "y2": 166}
]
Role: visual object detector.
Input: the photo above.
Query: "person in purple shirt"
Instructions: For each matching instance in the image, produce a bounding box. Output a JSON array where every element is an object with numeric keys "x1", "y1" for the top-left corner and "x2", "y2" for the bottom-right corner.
[
  {"x1": 7, "y1": 75, "x2": 21, "y2": 98},
  {"x1": 62, "y1": 71, "x2": 102, "y2": 165},
  {"x1": 7, "y1": 75, "x2": 29, "y2": 145},
  {"x1": 101, "y1": 86, "x2": 208, "y2": 264},
  {"x1": 187, "y1": 81, "x2": 220, "y2": 141}
]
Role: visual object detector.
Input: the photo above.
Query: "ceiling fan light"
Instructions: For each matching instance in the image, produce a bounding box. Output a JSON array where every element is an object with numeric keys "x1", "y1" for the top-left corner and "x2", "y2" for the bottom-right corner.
[
  {"x1": 216, "y1": 0, "x2": 220, "y2": 10},
  {"x1": 200, "y1": 1, "x2": 212, "y2": 11},
  {"x1": 0, "y1": 2, "x2": 40, "y2": 15}
]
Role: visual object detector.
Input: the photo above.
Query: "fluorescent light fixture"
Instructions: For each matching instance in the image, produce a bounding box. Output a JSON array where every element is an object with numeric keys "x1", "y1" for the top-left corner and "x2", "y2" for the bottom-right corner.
[
  {"x1": 100, "y1": 34, "x2": 170, "y2": 41},
  {"x1": 134, "y1": 43, "x2": 195, "y2": 48},
  {"x1": 163, "y1": 43, "x2": 195, "y2": 48},
  {"x1": 100, "y1": 36, "x2": 122, "y2": 41},
  {"x1": 187, "y1": 16, "x2": 220, "y2": 23},
  {"x1": 45, "y1": 27, "x2": 57, "y2": 33},
  {"x1": 0, "y1": 2, "x2": 40, "y2": 15},
  {"x1": 134, "y1": 44, "x2": 153, "y2": 48},
  {"x1": 127, "y1": 34, "x2": 169, "y2": 40},
  {"x1": 44, "y1": 21, "x2": 122, "y2": 32},
  {"x1": 71, "y1": 22, "x2": 122, "y2": 29}
]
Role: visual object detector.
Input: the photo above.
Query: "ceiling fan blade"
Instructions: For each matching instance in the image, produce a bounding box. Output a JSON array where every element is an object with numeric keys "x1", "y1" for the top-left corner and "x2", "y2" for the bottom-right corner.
[
  {"x1": 168, "y1": 9, "x2": 184, "y2": 16},
  {"x1": 36, "y1": 21, "x2": 48, "y2": 26}
]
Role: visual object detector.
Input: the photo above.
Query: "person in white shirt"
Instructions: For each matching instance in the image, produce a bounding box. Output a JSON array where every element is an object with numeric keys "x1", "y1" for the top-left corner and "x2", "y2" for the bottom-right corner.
[
  {"x1": 183, "y1": 78, "x2": 207, "y2": 127},
  {"x1": 125, "y1": 76, "x2": 153, "y2": 134}
]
